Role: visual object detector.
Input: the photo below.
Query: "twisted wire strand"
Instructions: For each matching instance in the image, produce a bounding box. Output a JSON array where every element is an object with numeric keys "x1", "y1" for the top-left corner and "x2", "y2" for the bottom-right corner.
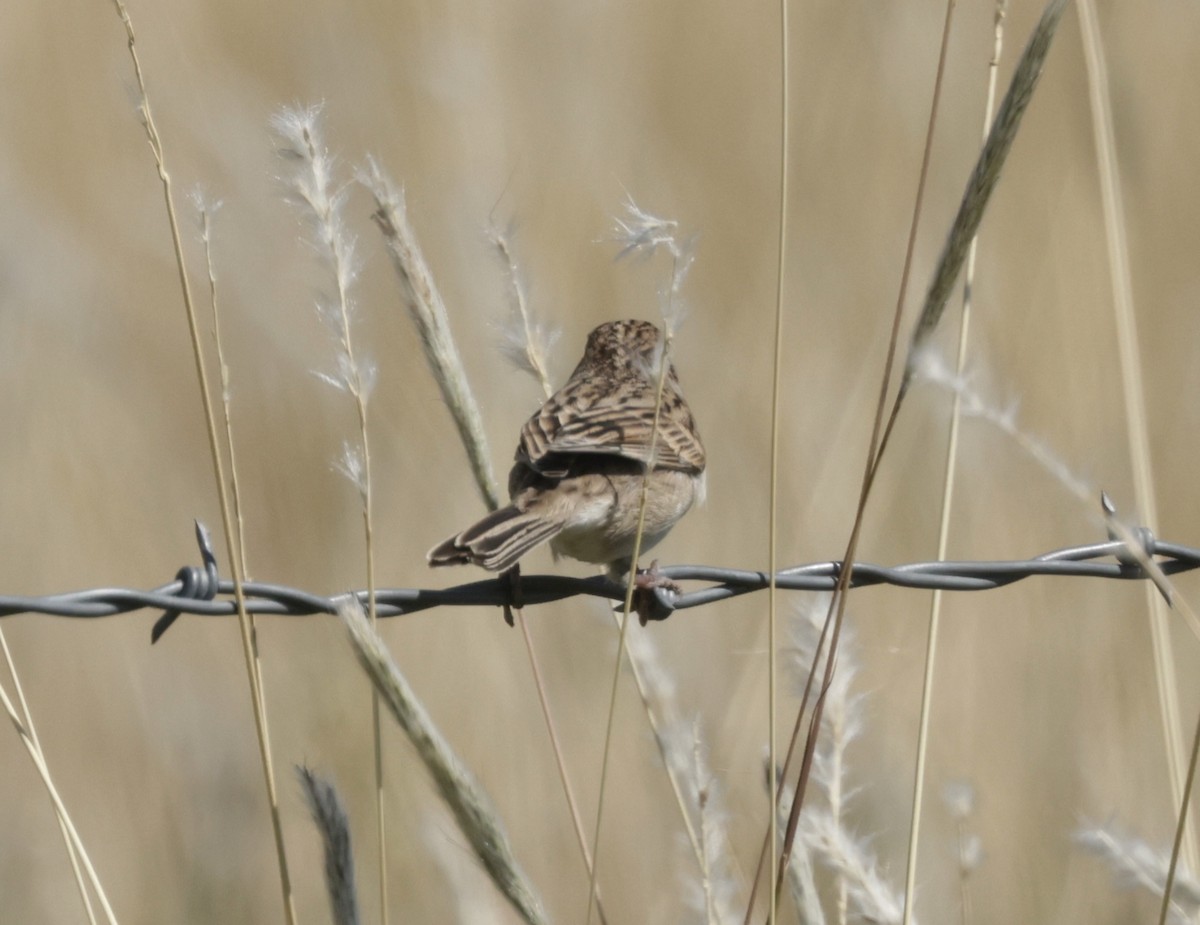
[{"x1": 0, "y1": 522, "x2": 1193, "y2": 637}]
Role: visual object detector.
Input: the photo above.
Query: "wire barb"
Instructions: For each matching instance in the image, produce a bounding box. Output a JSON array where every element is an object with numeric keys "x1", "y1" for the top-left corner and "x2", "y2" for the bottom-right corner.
[
  {"x1": 151, "y1": 520, "x2": 220, "y2": 642},
  {"x1": 1101, "y1": 490, "x2": 1169, "y2": 603}
]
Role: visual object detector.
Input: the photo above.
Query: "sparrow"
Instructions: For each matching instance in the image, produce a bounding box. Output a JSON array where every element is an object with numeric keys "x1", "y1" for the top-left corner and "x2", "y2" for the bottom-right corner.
[{"x1": 428, "y1": 319, "x2": 706, "y2": 580}]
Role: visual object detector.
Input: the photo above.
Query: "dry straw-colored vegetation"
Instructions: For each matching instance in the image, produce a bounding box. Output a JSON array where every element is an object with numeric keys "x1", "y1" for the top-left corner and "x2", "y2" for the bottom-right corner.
[{"x1": 2, "y1": 1, "x2": 1200, "y2": 923}]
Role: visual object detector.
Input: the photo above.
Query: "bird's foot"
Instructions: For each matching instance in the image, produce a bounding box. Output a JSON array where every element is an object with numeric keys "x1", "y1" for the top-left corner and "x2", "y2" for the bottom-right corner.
[
  {"x1": 633, "y1": 560, "x2": 680, "y2": 625},
  {"x1": 501, "y1": 564, "x2": 523, "y2": 627}
]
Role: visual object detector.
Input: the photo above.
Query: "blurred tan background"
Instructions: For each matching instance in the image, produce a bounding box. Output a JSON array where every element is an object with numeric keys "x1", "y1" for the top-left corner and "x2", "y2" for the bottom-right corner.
[{"x1": 1, "y1": 0, "x2": 1198, "y2": 921}]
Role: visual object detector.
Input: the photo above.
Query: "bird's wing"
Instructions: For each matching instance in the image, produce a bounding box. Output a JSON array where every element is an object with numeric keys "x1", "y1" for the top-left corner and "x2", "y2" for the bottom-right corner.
[{"x1": 517, "y1": 377, "x2": 705, "y2": 473}]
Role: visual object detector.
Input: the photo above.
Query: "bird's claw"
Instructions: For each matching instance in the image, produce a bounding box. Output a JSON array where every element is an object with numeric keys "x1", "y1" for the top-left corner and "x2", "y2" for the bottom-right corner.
[{"x1": 633, "y1": 560, "x2": 680, "y2": 625}]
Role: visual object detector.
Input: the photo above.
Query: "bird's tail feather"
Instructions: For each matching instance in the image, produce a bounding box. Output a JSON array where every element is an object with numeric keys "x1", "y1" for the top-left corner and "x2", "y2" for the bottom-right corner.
[{"x1": 427, "y1": 505, "x2": 565, "y2": 572}]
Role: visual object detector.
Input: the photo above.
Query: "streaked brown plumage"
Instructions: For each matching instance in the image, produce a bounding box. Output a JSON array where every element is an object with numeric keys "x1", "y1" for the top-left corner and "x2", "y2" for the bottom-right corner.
[{"x1": 428, "y1": 319, "x2": 705, "y2": 577}]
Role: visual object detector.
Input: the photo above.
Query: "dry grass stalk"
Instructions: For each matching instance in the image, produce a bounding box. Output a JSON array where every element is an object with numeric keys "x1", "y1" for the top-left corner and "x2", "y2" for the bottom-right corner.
[
  {"x1": 902, "y1": 4, "x2": 1009, "y2": 920},
  {"x1": 367, "y1": 187, "x2": 604, "y2": 917},
  {"x1": 913, "y1": 352, "x2": 1093, "y2": 501},
  {"x1": 611, "y1": 198, "x2": 694, "y2": 338},
  {"x1": 772, "y1": 773, "x2": 825, "y2": 925},
  {"x1": 1077, "y1": 823, "x2": 1200, "y2": 924},
  {"x1": 496, "y1": 223, "x2": 713, "y2": 924},
  {"x1": 762, "y1": 0, "x2": 965, "y2": 911},
  {"x1": 337, "y1": 597, "x2": 549, "y2": 925},
  {"x1": 0, "y1": 677, "x2": 113, "y2": 923},
  {"x1": 513, "y1": 611, "x2": 613, "y2": 925},
  {"x1": 690, "y1": 725, "x2": 740, "y2": 925},
  {"x1": 272, "y1": 107, "x2": 377, "y2": 420},
  {"x1": 361, "y1": 159, "x2": 501, "y2": 510},
  {"x1": 424, "y1": 812, "x2": 512, "y2": 922},
  {"x1": 793, "y1": 599, "x2": 862, "y2": 925},
  {"x1": 297, "y1": 767, "x2": 361, "y2": 925},
  {"x1": 770, "y1": 608, "x2": 910, "y2": 925},
  {"x1": 272, "y1": 104, "x2": 389, "y2": 922},
  {"x1": 623, "y1": 623, "x2": 727, "y2": 891},
  {"x1": 1161, "y1": 711, "x2": 1200, "y2": 925},
  {"x1": 490, "y1": 225, "x2": 558, "y2": 398},
  {"x1": 917, "y1": 297, "x2": 1200, "y2": 924},
  {"x1": 1088, "y1": 505, "x2": 1200, "y2": 924},
  {"x1": 483, "y1": 234, "x2": 610, "y2": 903},
  {"x1": 587, "y1": 198, "x2": 695, "y2": 925},
  {"x1": 801, "y1": 812, "x2": 908, "y2": 925},
  {"x1": 767, "y1": 0, "x2": 794, "y2": 913},
  {"x1": 108, "y1": 3, "x2": 296, "y2": 921},
  {"x1": 902, "y1": 0, "x2": 1069, "y2": 394},
  {"x1": 1075, "y1": 0, "x2": 1196, "y2": 875},
  {"x1": 190, "y1": 191, "x2": 251, "y2": 578},
  {"x1": 192, "y1": 198, "x2": 295, "y2": 882},
  {"x1": 786, "y1": 605, "x2": 909, "y2": 924}
]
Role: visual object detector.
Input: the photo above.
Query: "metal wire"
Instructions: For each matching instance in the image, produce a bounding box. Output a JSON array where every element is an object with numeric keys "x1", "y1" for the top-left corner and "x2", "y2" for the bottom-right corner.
[{"x1": 0, "y1": 519, "x2": 1195, "y2": 641}]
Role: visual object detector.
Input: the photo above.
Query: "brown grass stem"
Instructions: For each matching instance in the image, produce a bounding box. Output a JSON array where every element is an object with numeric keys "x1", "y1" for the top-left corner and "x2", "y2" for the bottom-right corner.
[
  {"x1": 619, "y1": 622, "x2": 706, "y2": 873},
  {"x1": 586, "y1": 322, "x2": 674, "y2": 925},
  {"x1": 0, "y1": 680, "x2": 117, "y2": 923},
  {"x1": 775, "y1": 612, "x2": 910, "y2": 923},
  {"x1": 109, "y1": 5, "x2": 296, "y2": 922},
  {"x1": 1092, "y1": 506, "x2": 1200, "y2": 922},
  {"x1": 338, "y1": 597, "x2": 548, "y2": 925},
  {"x1": 766, "y1": 0, "x2": 792, "y2": 919},
  {"x1": 362, "y1": 161, "x2": 501, "y2": 510},
  {"x1": 1076, "y1": 0, "x2": 1196, "y2": 874},
  {"x1": 364, "y1": 162, "x2": 610, "y2": 917},
  {"x1": 767, "y1": 0, "x2": 1066, "y2": 909},
  {"x1": 273, "y1": 105, "x2": 385, "y2": 922},
  {"x1": 515, "y1": 612, "x2": 611, "y2": 925},
  {"x1": 582, "y1": 204, "x2": 706, "y2": 921},
  {"x1": 499, "y1": 259, "x2": 613, "y2": 914},
  {"x1": 1160, "y1": 707, "x2": 1200, "y2": 925},
  {"x1": 756, "y1": 2, "x2": 962, "y2": 915},
  {"x1": 771, "y1": 772, "x2": 824, "y2": 925},
  {"x1": 501, "y1": 218, "x2": 711, "y2": 895},
  {"x1": 193, "y1": 199, "x2": 285, "y2": 823},
  {"x1": 902, "y1": 4, "x2": 1008, "y2": 922},
  {"x1": 0, "y1": 652, "x2": 108, "y2": 921},
  {"x1": 193, "y1": 195, "x2": 251, "y2": 580}
]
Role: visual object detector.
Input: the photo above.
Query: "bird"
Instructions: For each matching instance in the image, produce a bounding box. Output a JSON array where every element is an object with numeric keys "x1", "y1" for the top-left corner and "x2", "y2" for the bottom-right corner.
[{"x1": 428, "y1": 319, "x2": 705, "y2": 581}]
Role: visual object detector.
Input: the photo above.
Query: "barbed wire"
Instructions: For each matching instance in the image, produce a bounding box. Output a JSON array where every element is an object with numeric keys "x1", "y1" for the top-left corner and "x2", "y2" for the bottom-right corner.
[{"x1": 1, "y1": 518, "x2": 1196, "y2": 642}]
